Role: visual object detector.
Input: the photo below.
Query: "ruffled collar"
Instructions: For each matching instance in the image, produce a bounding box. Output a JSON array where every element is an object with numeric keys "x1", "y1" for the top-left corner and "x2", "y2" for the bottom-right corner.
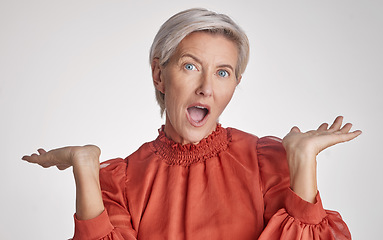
[{"x1": 151, "y1": 124, "x2": 230, "y2": 167}]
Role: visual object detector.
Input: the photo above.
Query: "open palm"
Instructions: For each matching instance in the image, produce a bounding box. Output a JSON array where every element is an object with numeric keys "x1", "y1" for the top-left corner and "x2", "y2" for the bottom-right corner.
[{"x1": 282, "y1": 116, "x2": 362, "y2": 158}]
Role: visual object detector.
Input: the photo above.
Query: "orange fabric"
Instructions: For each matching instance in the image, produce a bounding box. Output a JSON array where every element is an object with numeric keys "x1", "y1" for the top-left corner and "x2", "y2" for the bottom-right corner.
[{"x1": 73, "y1": 125, "x2": 351, "y2": 239}]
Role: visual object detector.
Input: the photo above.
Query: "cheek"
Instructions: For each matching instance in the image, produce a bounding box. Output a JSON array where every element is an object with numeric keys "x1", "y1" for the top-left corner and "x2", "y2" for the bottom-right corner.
[
  {"x1": 217, "y1": 98, "x2": 232, "y2": 114},
  {"x1": 164, "y1": 79, "x2": 193, "y2": 109},
  {"x1": 164, "y1": 89, "x2": 184, "y2": 118},
  {"x1": 216, "y1": 87, "x2": 236, "y2": 109}
]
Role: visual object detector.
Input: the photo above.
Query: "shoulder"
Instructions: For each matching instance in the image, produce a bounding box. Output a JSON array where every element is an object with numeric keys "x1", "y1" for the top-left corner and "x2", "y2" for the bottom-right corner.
[
  {"x1": 256, "y1": 136, "x2": 288, "y2": 174},
  {"x1": 99, "y1": 158, "x2": 128, "y2": 183},
  {"x1": 227, "y1": 127, "x2": 283, "y2": 149},
  {"x1": 227, "y1": 127, "x2": 285, "y2": 160},
  {"x1": 257, "y1": 136, "x2": 285, "y2": 155},
  {"x1": 227, "y1": 127, "x2": 259, "y2": 145},
  {"x1": 100, "y1": 158, "x2": 127, "y2": 172},
  {"x1": 98, "y1": 141, "x2": 156, "y2": 180}
]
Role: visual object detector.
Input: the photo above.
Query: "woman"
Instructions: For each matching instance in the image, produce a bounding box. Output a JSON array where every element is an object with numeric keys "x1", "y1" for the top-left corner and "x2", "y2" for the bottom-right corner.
[{"x1": 22, "y1": 8, "x2": 361, "y2": 239}]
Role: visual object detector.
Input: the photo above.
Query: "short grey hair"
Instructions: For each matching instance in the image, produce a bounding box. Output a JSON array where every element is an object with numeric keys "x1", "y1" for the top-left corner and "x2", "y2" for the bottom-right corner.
[{"x1": 150, "y1": 8, "x2": 250, "y2": 115}]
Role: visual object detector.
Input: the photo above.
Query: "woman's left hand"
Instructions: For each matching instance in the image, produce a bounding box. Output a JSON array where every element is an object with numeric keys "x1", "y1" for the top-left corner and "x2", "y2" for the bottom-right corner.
[{"x1": 282, "y1": 116, "x2": 362, "y2": 203}]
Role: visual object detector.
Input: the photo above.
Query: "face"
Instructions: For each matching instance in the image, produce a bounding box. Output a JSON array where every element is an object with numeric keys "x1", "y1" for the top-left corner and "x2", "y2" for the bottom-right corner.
[{"x1": 152, "y1": 31, "x2": 241, "y2": 145}]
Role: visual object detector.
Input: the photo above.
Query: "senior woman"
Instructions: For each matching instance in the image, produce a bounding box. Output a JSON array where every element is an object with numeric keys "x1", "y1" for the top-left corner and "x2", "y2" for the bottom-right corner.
[{"x1": 23, "y1": 8, "x2": 361, "y2": 239}]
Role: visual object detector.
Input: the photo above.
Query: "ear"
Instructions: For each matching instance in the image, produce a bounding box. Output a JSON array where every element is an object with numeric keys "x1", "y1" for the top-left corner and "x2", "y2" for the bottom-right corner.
[
  {"x1": 151, "y1": 58, "x2": 165, "y2": 94},
  {"x1": 236, "y1": 75, "x2": 242, "y2": 85}
]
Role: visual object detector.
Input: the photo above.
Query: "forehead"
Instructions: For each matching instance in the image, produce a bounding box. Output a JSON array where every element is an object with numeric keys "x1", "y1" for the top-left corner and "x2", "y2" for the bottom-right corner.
[{"x1": 172, "y1": 31, "x2": 238, "y2": 65}]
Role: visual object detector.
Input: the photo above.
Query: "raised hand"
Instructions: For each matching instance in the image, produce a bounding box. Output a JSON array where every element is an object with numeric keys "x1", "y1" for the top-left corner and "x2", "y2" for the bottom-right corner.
[
  {"x1": 282, "y1": 116, "x2": 361, "y2": 203},
  {"x1": 283, "y1": 116, "x2": 362, "y2": 158},
  {"x1": 22, "y1": 145, "x2": 101, "y2": 170}
]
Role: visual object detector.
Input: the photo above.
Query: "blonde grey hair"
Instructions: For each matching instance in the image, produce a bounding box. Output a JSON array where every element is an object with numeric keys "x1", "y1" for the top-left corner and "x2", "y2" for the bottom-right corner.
[{"x1": 150, "y1": 8, "x2": 250, "y2": 115}]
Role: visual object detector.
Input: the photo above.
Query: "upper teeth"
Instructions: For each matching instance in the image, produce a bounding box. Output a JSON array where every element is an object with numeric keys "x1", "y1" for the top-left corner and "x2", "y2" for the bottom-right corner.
[{"x1": 195, "y1": 106, "x2": 205, "y2": 109}]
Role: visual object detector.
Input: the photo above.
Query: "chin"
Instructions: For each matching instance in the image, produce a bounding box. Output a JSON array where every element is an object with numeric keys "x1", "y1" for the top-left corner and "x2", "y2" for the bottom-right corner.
[
  {"x1": 186, "y1": 133, "x2": 207, "y2": 145},
  {"x1": 165, "y1": 113, "x2": 218, "y2": 145},
  {"x1": 185, "y1": 123, "x2": 216, "y2": 144}
]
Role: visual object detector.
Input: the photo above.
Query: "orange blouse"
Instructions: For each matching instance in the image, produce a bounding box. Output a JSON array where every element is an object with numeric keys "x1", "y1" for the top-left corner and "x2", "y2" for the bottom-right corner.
[{"x1": 73, "y1": 125, "x2": 351, "y2": 239}]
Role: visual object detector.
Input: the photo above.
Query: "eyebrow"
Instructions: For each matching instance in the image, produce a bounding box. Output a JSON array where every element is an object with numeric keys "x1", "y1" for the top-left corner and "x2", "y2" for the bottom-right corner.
[
  {"x1": 179, "y1": 53, "x2": 235, "y2": 72},
  {"x1": 179, "y1": 53, "x2": 202, "y2": 64}
]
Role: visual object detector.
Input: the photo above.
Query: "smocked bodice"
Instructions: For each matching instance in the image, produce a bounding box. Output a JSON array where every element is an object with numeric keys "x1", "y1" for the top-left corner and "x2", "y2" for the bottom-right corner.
[{"x1": 151, "y1": 124, "x2": 231, "y2": 167}]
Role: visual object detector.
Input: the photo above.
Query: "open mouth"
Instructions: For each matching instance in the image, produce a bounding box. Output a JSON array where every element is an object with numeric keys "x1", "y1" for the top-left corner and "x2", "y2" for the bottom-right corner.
[{"x1": 187, "y1": 105, "x2": 209, "y2": 126}]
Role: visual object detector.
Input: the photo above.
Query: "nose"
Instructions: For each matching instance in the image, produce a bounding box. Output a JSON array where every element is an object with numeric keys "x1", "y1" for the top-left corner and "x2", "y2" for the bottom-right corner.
[{"x1": 196, "y1": 73, "x2": 213, "y2": 97}]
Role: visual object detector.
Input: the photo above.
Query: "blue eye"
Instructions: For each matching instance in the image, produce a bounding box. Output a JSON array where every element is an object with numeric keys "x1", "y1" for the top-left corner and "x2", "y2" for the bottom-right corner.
[
  {"x1": 217, "y1": 70, "x2": 229, "y2": 77},
  {"x1": 185, "y1": 64, "x2": 196, "y2": 71}
]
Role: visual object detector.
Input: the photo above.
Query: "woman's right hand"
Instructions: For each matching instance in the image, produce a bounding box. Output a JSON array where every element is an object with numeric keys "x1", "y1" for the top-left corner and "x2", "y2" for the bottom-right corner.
[{"x1": 22, "y1": 145, "x2": 101, "y2": 171}]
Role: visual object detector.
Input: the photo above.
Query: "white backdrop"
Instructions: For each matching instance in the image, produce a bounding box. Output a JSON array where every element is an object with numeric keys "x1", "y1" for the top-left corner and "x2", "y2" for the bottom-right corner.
[{"x1": 1, "y1": 0, "x2": 382, "y2": 239}]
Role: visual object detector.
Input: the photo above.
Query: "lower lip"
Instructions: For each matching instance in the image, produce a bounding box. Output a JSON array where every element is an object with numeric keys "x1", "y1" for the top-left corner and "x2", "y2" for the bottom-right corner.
[{"x1": 186, "y1": 110, "x2": 209, "y2": 127}]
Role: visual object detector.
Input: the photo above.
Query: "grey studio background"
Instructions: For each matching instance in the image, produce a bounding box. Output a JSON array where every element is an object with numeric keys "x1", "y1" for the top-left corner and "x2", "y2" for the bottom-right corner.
[{"x1": 1, "y1": 0, "x2": 382, "y2": 239}]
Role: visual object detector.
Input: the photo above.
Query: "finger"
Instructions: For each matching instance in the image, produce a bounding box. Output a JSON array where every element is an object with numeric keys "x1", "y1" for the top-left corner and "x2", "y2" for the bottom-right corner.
[
  {"x1": 37, "y1": 149, "x2": 47, "y2": 155},
  {"x1": 30, "y1": 153, "x2": 39, "y2": 161},
  {"x1": 290, "y1": 126, "x2": 301, "y2": 133},
  {"x1": 338, "y1": 123, "x2": 353, "y2": 134},
  {"x1": 22, "y1": 153, "x2": 38, "y2": 163},
  {"x1": 22, "y1": 148, "x2": 46, "y2": 161},
  {"x1": 354, "y1": 130, "x2": 363, "y2": 136},
  {"x1": 329, "y1": 116, "x2": 343, "y2": 131},
  {"x1": 317, "y1": 123, "x2": 328, "y2": 131},
  {"x1": 337, "y1": 130, "x2": 362, "y2": 142},
  {"x1": 318, "y1": 130, "x2": 362, "y2": 152}
]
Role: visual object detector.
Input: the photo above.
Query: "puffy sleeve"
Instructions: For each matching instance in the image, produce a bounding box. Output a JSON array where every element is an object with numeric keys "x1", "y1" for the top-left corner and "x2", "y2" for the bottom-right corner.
[
  {"x1": 72, "y1": 158, "x2": 137, "y2": 240},
  {"x1": 256, "y1": 136, "x2": 351, "y2": 240}
]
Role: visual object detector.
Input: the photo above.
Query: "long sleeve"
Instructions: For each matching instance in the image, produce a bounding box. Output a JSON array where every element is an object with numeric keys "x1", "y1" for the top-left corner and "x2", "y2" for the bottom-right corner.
[
  {"x1": 72, "y1": 158, "x2": 137, "y2": 240},
  {"x1": 256, "y1": 136, "x2": 351, "y2": 239}
]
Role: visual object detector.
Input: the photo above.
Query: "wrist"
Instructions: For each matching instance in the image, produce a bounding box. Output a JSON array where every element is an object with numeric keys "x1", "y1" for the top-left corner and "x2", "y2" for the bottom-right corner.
[
  {"x1": 71, "y1": 146, "x2": 103, "y2": 220},
  {"x1": 71, "y1": 145, "x2": 101, "y2": 170},
  {"x1": 287, "y1": 151, "x2": 318, "y2": 203}
]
